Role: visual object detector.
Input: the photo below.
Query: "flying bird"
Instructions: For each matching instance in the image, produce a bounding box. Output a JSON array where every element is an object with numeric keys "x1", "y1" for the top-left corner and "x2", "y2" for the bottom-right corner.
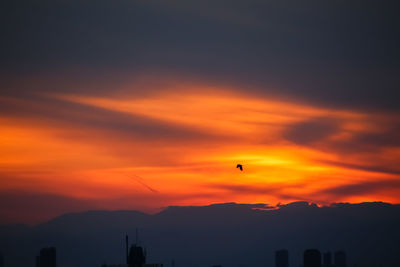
[{"x1": 236, "y1": 164, "x2": 243, "y2": 171}]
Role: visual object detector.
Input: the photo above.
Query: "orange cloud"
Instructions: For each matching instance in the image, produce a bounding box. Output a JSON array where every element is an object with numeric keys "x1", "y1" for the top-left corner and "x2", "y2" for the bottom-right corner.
[{"x1": 0, "y1": 81, "x2": 399, "y2": 223}]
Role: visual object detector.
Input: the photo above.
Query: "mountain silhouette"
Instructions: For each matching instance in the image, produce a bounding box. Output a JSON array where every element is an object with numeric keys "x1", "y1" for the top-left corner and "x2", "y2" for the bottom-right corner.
[{"x1": 0, "y1": 202, "x2": 399, "y2": 267}]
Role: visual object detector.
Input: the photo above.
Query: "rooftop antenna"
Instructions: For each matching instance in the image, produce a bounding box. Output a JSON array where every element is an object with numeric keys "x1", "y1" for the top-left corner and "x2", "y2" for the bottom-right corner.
[{"x1": 125, "y1": 234, "x2": 129, "y2": 264}]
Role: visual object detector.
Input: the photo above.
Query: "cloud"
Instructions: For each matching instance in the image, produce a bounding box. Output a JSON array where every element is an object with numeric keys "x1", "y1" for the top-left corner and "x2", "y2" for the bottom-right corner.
[
  {"x1": 320, "y1": 179, "x2": 400, "y2": 197},
  {"x1": 319, "y1": 160, "x2": 400, "y2": 176},
  {"x1": 1, "y1": 0, "x2": 400, "y2": 221},
  {"x1": 281, "y1": 113, "x2": 400, "y2": 159},
  {"x1": 0, "y1": 190, "x2": 220, "y2": 225},
  {"x1": 0, "y1": 95, "x2": 229, "y2": 144},
  {"x1": 320, "y1": 120, "x2": 400, "y2": 155},
  {"x1": 1, "y1": 0, "x2": 400, "y2": 111},
  {"x1": 207, "y1": 183, "x2": 310, "y2": 202},
  {"x1": 210, "y1": 183, "x2": 280, "y2": 195},
  {"x1": 0, "y1": 191, "x2": 95, "y2": 225},
  {"x1": 349, "y1": 125, "x2": 400, "y2": 148},
  {"x1": 284, "y1": 117, "x2": 340, "y2": 145}
]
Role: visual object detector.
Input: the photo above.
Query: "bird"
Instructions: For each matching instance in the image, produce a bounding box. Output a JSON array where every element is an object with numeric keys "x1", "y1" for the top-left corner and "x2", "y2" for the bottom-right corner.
[{"x1": 236, "y1": 164, "x2": 243, "y2": 171}]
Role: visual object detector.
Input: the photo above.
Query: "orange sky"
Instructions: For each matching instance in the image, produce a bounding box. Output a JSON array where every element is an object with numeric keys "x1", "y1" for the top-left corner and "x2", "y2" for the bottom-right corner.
[{"x1": 1, "y1": 79, "x2": 400, "y2": 224}]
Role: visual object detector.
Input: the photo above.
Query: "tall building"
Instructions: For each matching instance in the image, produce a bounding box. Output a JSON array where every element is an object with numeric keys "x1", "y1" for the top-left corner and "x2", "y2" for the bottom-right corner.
[
  {"x1": 0, "y1": 251, "x2": 4, "y2": 267},
  {"x1": 323, "y1": 252, "x2": 332, "y2": 267},
  {"x1": 304, "y1": 249, "x2": 321, "y2": 267},
  {"x1": 275, "y1": 249, "x2": 289, "y2": 267},
  {"x1": 128, "y1": 245, "x2": 146, "y2": 267},
  {"x1": 102, "y1": 235, "x2": 161, "y2": 267},
  {"x1": 36, "y1": 247, "x2": 56, "y2": 267},
  {"x1": 334, "y1": 251, "x2": 346, "y2": 267}
]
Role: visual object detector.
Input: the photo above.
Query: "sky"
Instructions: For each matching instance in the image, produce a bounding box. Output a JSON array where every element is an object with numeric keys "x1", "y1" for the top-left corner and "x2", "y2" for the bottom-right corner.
[{"x1": 1, "y1": 0, "x2": 400, "y2": 224}]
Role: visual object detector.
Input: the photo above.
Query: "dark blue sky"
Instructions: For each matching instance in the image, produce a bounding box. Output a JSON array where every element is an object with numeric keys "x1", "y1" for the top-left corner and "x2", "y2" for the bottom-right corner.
[{"x1": 1, "y1": 0, "x2": 400, "y2": 110}]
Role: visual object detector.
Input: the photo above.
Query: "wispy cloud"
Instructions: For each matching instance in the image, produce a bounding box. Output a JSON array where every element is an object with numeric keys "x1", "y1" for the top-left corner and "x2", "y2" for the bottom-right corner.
[{"x1": 1, "y1": 0, "x2": 400, "y2": 224}]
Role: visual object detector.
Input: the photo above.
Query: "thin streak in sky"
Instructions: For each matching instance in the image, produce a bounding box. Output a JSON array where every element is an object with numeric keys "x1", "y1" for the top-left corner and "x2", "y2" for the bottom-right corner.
[{"x1": 125, "y1": 174, "x2": 159, "y2": 193}]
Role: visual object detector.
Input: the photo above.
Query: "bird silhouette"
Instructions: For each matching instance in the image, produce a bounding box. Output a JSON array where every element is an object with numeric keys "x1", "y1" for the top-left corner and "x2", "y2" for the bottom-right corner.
[{"x1": 236, "y1": 164, "x2": 243, "y2": 171}]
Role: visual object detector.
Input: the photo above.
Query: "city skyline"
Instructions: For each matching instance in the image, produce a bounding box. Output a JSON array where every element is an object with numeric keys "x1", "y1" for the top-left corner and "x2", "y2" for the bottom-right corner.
[
  {"x1": 1, "y1": 202, "x2": 398, "y2": 267},
  {"x1": 1, "y1": 1, "x2": 398, "y2": 267},
  {"x1": 31, "y1": 240, "x2": 350, "y2": 267}
]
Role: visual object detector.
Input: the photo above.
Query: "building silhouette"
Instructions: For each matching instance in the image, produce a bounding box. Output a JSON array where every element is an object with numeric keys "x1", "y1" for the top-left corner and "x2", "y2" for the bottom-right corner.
[
  {"x1": 102, "y1": 235, "x2": 163, "y2": 267},
  {"x1": 304, "y1": 249, "x2": 321, "y2": 267},
  {"x1": 128, "y1": 244, "x2": 146, "y2": 267},
  {"x1": 334, "y1": 251, "x2": 346, "y2": 267},
  {"x1": 0, "y1": 251, "x2": 3, "y2": 267},
  {"x1": 275, "y1": 249, "x2": 289, "y2": 267},
  {"x1": 323, "y1": 252, "x2": 332, "y2": 267},
  {"x1": 36, "y1": 247, "x2": 56, "y2": 267}
]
